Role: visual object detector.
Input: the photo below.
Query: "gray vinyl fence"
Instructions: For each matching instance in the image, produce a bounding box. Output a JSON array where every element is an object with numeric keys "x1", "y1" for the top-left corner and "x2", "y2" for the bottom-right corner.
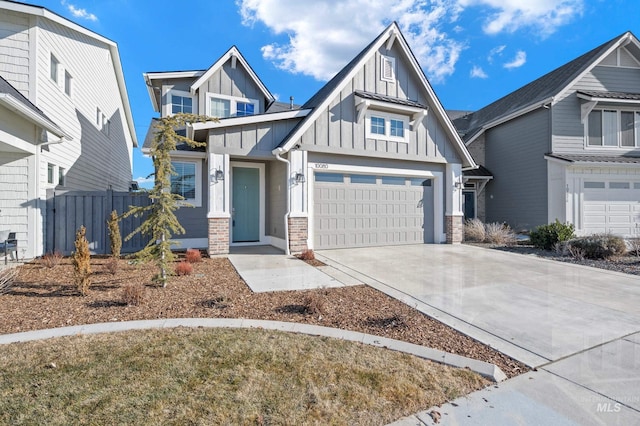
[{"x1": 45, "y1": 189, "x2": 152, "y2": 255}]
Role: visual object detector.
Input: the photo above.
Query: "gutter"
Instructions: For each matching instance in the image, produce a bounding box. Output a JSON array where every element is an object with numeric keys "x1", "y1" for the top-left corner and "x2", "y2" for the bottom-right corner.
[
  {"x1": 273, "y1": 147, "x2": 291, "y2": 255},
  {"x1": 0, "y1": 94, "x2": 70, "y2": 140}
]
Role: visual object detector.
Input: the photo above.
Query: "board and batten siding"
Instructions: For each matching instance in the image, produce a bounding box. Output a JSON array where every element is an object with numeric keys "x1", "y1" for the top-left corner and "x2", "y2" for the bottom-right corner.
[
  {"x1": 297, "y1": 46, "x2": 461, "y2": 164},
  {"x1": 485, "y1": 108, "x2": 550, "y2": 230},
  {"x1": 197, "y1": 62, "x2": 266, "y2": 116},
  {"x1": 0, "y1": 10, "x2": 31, "y2": 97},
  {"x1": 208, "y1": 118, "x2": 303, "y2": 157},
  {"x1": 35, "y1": 16, "x2": 133, "y2": 197},
  {"x1": 553, "y1": 65, "x2": 640, "y2": 155}
]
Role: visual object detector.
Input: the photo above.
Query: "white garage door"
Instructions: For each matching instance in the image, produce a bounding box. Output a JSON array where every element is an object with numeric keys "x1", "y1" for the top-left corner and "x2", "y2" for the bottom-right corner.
[
  {"x1": 583, "y1": 180, "x2": 640, "y2": 237},
  {"x1": 313, "y1": 173, "x2": 433, "y2": 250}
]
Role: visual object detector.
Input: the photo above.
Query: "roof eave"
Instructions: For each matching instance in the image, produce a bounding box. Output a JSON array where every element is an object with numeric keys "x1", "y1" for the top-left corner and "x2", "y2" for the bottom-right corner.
[{"x1": 0, "y1": 93, "x2": 69, "y2": 139}]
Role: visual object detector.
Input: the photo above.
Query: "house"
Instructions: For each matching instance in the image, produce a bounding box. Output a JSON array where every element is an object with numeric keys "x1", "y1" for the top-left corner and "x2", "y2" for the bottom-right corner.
[
  {"x1": 453, "y1": 32, "x2": 640, "y2": 237},
  {"x1": 0, "y1": 0, "x2": 137, "y2": 259},
  {"x1": 143, "y1": 22, "x2": 476, "y2": 255}
]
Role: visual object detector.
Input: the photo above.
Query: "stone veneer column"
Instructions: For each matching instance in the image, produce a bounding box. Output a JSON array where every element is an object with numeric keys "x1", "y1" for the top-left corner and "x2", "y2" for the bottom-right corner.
[
  {"x1": 446, "y1": 214, "x2": 464, "y2": 244},
  {"x1": 287, "y1": 216, "x2": 308, "y2": 254},
  {"x1": 208, "y1": 217, "x2": 229, "y2": 256}
]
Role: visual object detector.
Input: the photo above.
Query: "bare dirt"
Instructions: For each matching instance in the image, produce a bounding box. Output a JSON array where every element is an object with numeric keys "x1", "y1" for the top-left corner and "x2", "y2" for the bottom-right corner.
[{"x1": 1, "y1": 256, "x2": 527, "y2": 378}]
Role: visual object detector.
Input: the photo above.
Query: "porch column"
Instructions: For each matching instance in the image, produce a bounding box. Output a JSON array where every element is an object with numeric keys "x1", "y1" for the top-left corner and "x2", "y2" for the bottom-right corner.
[
  {"x1": 207, "y1": 152, "x2": 230, "y2": 256},
  {"x1": 445, "y1": 163, "x2": 464, "y2": 244},
  {"x1": 288, "y1": 149, "x2": 308, "y2": 253}
]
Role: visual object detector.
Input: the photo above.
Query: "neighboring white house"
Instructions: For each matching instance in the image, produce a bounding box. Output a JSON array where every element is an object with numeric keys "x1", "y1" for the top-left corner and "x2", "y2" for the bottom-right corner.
[
  {"x1": 0, "y1": 0, "x2": 137, "y2": 259},
  {"x1": 143, "y1": 23, "x2": 476, "y2": 256},
  {"x1": 454, "y1": 31, "x2": 640, "y2": 237}
]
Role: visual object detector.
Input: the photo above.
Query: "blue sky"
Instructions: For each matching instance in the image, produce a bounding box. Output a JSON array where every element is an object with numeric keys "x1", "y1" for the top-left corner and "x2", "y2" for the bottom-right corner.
[{"x1": 34, "y1": 0, "x2": 640, "y2": 186}]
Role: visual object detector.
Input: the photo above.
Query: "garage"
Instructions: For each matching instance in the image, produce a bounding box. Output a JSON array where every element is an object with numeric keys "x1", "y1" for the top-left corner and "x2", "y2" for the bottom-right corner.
[
  {"x1": 583, "y1": 179, "x2": 640, "y2": 236},
  {"x1": 313, "y1": 172, "x2": 434, "y2": 249}
]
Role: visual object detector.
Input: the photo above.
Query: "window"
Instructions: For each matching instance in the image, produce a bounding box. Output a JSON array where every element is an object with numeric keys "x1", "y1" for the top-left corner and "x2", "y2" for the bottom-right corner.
[
  {"x1": 610, "y1": 182, "x2": 630, "y2": 189},
  {"x1": 171, "y1": 94, "x2": 193, "y2": 114},
  {"x1": 315, "y1": 173, "x2": 344, "y2": 183},
  {"x1": 381, "y1": 55, "x2": 395, "y2": 82},
  {"x1": 587, "y1": 109, "x2": 640, "y2": 148},
  {"x1": 170, "y1": 161, "x2": 201, "y2": 206},
  {"x1": 64, "y1": 71, "x2": 72, "y2": 96},
  {"x1": 410, "y1": 178, "x2": 431, "y2": 187},
  {"x1": 351, "y1": 174, "x2": 377, "y2": 184},
  {"x1": 47, "y1": 163, "x2": 55, "y2": 184},
  {"x1": 50, "y1": 54, "x2": 59, "y2": 83},
  {"x1": 96, "y1": 107, "x2": 102, "y2": 127},
  {"x1": 58, "y1": 167, "x2": 65, "y2": 186},
  {"x1": 207, "y1": 94, "x2": 258, "y2": 118},
  {"x1": 584, "y1": 181, "x2": 605, "y2": 189},
  {"x1": 366, "y1": 112, "x2": 408, "y2": 142}
]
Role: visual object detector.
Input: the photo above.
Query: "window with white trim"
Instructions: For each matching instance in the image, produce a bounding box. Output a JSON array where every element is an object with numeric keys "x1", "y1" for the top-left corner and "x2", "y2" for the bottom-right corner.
[
  {"x1": 50, "y1": 54, "x2": 59, "y2": 83},
  {"x1": 587, "y1": 109, "x2": 640, "y2": 148},
  {"x1": 58, "y1": 167, "x2": 66, "y2": 186},
  {"x1": 47, "y1": 163, "x2": 55, "y2": 184},
  {"x1": 170, "y1": 161, "x2": 202, "y2": 207},
  {"x1": 64, "y1": 71, "x2": 72, "y2": 97},
  {"x1": 381, "y1": 55, "x2": 395, "y2": 82},
  {"x1": 206, "y1": 93, "x2": 259, "y2": 118},
  {"x1": 365, "y1": 112, "x2": 408, "y2": 142},
  {"x1": 171, "y1": 92, "x2": 193, "y2": 114}
]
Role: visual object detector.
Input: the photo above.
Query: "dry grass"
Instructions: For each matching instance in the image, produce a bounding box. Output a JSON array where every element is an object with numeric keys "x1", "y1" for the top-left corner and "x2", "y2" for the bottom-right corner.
[
  {"x1": 121, "y1": 283, "x2": 145, "y2": 306},
  {"x1": 174, "y1": 261, "x2": 193, "y2": 276},
  {"x1": 41, "y1": 251, "x2": 63, "y2": 269},
  {"x1": 464, "y1": 218, "x2": 486, "y2": 242},
  {"x1": 484, "y1": 223, "x2": 516, "y2": 245},
  {"x1": 0, "y1": 267, "x2": 18, "y2": 295},
  {"x1": 0, "y1": 328, "x2": 488, "y2": 425},
  {"x1": 185, "y1": 248, "x2": 202, "y2": 263}
]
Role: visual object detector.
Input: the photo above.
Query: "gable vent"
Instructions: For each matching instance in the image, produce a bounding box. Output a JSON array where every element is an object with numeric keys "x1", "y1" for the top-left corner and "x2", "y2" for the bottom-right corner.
[{"x1": 381, "y1": 55, "x2": 395, "y2": 82}]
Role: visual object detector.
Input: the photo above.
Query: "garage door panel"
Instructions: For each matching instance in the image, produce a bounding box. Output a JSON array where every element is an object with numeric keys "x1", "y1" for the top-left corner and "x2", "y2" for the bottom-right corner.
[{"x1": 583, "y1": 179, "x2": 640, "y2": 237}]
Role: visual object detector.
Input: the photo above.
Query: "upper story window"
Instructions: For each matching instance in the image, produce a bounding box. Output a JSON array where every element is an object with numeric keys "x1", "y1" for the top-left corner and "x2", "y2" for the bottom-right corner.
[
  {"x1": 587, "y1": 109, "x2": 640, "y2": 148},
  {"x1": 171, "y1": 92, "x2": 194, "y2": 114},
  {"x1": 171, "y1": 161, "x2": 201, "y2": 207},
  {"x1": 50, "y1": 54, "x2": 59, "y2": 83},
  {"x1": 206, "y1": 93, "x2": 259, "y2": 118},
  {"x1": 366, "y1": 112, "x2": 408, "y2": 143},
  {"x1": 381, "y1": 55, "x2": 396, "y2": 82},
  {"x1": 64, "y1": 71, "x2": 73, "y2": 97}
]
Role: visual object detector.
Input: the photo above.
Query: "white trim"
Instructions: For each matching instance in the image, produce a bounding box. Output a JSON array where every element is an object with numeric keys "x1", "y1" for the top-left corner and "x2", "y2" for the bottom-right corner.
[
  {"x1": 172, "y1": 238, "x2": 208, "y2": 249},
  {"x1": 381, "y1": 54, "x2": 396, "y2": 82},
  {"x1": 583, "y1": 108, "x2": 640, "y2": 149},
  {"x1": 365, "y1": 111, "x2": 408, "y2": 143},
  {"x1": 265, "y1": 236, "x2": 287, "y2": 251},
  {"x1": 275, "y1": 22, "x2": 476, "y2": 169},
  {"x1": 206, "y1": 92, "x2": 259, "y2": 118},
  {"x1": 307, "y1": 163, "x2": 445, "y2": 248},
  {"x1": 229, "y1": 162, "x2": 266, "y2": 245},
  {"x1": 190, "y1": 46, "x2": 274, "y2": 104},
  {"x1": 0, "y1": 94, "x2": 68, "y2": 139},
  {"x1": 191, "y1": 109, "x2": 311, "y2": 131},
  {"x1": 167, "y1": 89, "x2": 197, "y2": 116},
  {"x1": 171, "y1": 159, "x2": 202, "y2": 207},
  {"x1": 146, "y1": 71, "x2": 204, "y2": 80}
]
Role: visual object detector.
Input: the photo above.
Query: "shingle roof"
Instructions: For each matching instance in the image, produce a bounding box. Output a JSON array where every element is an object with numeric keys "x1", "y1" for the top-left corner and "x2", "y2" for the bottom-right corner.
[
  {"x1": 463, "y1": 165, "x2": 493, "y2": 178},
  {"x1": 0, "y1": 75, "x2": 63, "y2": 134},
  {"x1": 454, "y1": 32, "x2": 630, "y2": 141},
  {"x1": 265, "y1": 101, "x2": 301, "y2": 113},
  {"x1": 546, "y1": 153, "x2": 640, "y2": 164},
  {"x1": 354, "y1": 90, "x2": 427, "y2": 109},
  {"x1": 577, "y1": 90, "x2": 640, "y2": 101}
]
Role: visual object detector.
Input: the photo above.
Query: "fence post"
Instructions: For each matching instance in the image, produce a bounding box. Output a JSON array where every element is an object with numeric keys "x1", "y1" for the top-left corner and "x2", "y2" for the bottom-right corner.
[{"x1": 45, "y1": 189, "x2": 55, "y2": 254}]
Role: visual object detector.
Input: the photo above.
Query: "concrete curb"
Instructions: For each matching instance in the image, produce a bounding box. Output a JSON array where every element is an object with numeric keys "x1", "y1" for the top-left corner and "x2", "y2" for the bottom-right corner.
[{"x1": 0, "y1": 318, "x2": 506, "y2": 382}]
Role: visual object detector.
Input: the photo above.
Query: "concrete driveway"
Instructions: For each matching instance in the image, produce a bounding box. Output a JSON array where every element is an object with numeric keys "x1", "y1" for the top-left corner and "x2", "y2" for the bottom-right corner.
[{"x1": 316, "y1": 244, "x2": 640, "y2": 424}]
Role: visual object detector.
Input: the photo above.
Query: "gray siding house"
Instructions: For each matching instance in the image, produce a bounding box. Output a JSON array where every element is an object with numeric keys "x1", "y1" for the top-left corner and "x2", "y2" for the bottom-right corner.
[
  {"x1": 143, "y1": 23, "x2": 476, "y2": 255},
  {"x1": 454, "y1": 32, "x2": 640, "y2": 237},
  {"x1": 0, "y1": 0, "x2": 137, "y2": 259}
]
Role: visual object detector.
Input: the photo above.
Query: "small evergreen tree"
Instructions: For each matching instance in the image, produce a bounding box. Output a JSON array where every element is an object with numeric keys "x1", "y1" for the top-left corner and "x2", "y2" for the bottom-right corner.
[
  {"x1": 122, "y1": 113, "x2": 216, "y2": 286},
  {"x1": 73, "y1": 225, "x2": 92, "y2": 295},
  {"x1": 107, "y1": 209, "x2": 122, "y2": 258}
]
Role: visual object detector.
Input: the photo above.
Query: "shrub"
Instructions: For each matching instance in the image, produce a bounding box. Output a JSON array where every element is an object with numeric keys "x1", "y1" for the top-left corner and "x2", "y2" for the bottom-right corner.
[
  {"x1": 298, "y1": 249, "x2": 316, "y2": 261},
  {"x1": 566, "y1": 234, "x2": 627, "y2": 260},
  {"x1": 529, "y1": 220, "x2": 575, "y2": 250},
  {"x1": 303, "y1": 292, "x2": 326, "y2": 316},
  {"x1": 627, "y1": 238, "x2": 640, "y2": 258},
  {"x1": 72, "y1": 226, "x2": 92, "y2": 295},
  {"x1": 104, "y1": 257, "x2": 119, "y2": 275},
  {"x1": 41, "y1": 251, "x2": 63, "y2": 268},
  {"x1": 175, "y1": 261, "x2": 193, "y2": 276},
  {"x1": 463, "y1": 218, "x2": 486, "y2": 242},
  {"x1": 0, "y1": 267, "x2": 18, "y2": 295},
  {"x1": 185, "y1": 248, "x2": 202, "y2": 263},
  {"x1": 121, "y1": 283, "x2": 145, "y2": 306},
  {"x1": 107, "y1": 210, "x2": 122, "y2": 258},
  {"x1": 484, "y1": 222, "x2": 516, "y2": 245}
]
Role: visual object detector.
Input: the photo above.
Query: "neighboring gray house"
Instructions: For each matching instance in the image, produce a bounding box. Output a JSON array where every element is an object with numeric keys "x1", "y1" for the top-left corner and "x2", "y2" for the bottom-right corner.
[
  {"x1": 143, "y1": 22, "x2": 476, "y2": 255},
  {"x1": 0, "y1": 0, "x2": 137, "y2": 259},
  {"x1": 454, "y1": 31, "x2": 640, "y2": 237}
]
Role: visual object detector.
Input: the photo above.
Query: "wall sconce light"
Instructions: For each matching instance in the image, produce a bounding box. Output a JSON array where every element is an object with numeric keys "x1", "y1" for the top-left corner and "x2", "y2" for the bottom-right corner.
[
  {"x1": 294, "y1": 172, "x2": 306, "y2": 184},
  {"x1": 454, "y1": 181, "x2": 463, "y2": 190},
  {"x1": 211, "y1": 169, "x2": 225, "y2": 184}
]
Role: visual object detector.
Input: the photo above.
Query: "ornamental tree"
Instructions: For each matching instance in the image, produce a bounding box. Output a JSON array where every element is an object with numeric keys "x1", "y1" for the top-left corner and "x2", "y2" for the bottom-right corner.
[{"x1": 123, "y1": 113, "x2": 216, "y2": 286}]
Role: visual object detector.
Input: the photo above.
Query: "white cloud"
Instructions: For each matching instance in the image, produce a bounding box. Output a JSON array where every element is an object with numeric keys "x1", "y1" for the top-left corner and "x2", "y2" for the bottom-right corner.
[
  {"x1": 503, "y1": 50, "x2": 526, "y2": 69},
  {"x1": 238, "y1": 0, "x2": 464, "y2": 83},
  {"x1": 457, "y1": 0, "x2": 583, "y2": 37},
  {"x1": 487, "y1": 44, "x2": 506, "y2": 63},
  {"x1": 134, "y1": 176, "x2": 154, "y2": 189},
  {"x1": 61, "y1": 1, "x2": 98, "y2": 22},
  {"x1": 470, "y1": 65, "x2": 488, "y2": 78}
]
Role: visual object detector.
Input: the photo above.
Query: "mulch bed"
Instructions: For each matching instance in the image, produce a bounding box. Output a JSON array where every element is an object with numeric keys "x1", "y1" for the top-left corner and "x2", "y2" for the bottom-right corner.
[{"x1": 0, "y1": 256, "x2": 527, "y2": 378}]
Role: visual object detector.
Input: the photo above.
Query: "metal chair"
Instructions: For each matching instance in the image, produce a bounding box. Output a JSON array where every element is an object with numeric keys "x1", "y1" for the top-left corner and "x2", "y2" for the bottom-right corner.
[{"x1": 0, "y1": 231, "x2": 17, "y2": 265}]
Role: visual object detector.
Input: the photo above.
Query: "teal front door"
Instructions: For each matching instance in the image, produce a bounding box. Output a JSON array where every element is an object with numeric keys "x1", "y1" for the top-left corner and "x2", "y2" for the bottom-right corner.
[{"x1": 232, "y1": 167, "x2": 260, "y2": 242}]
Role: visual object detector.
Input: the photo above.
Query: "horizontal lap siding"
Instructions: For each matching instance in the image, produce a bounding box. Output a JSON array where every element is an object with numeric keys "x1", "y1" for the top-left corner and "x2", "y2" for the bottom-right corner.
[
  {"x1": 175, "y1": 158, "x2": 208, "y2": 240},
  {"x1": 553, "y1": 66, "x2": 640, "y2": 154},
  {"x1": 36, "y1": 17, "x2": 133, "y2": 196},
  {"x1": 485, "y1": 108, "x2": 549, "y2": 230},
  {"x1": 0, "y1": 153, "x2": 30, "y2": 251},
  {"x1": 0, "y1": 11, "x2": 30, "y2": 97}
]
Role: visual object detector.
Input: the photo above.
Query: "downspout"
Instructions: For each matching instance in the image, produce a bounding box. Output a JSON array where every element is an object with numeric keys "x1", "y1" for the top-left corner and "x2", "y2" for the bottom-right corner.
[{"x1": 273, "y1": 147, "x2": 291, "y2": 255}]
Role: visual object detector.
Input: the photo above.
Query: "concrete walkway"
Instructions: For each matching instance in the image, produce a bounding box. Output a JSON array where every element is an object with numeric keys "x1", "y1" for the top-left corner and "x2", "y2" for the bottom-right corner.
[
  {"x1": 228, "y1": 245, "x2": 356, "y2": 292},
  {"x1": 316, "y1": 244, "x2": 640, "y2": 425}
]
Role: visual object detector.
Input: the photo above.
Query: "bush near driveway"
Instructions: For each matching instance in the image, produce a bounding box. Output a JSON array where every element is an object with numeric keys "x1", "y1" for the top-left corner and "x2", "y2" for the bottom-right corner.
[
  {"x1": 566, "y1": 234, "x2": 627, "y2": 260},
  {"x1": 530, "y1": 220, "x2": 575, "y2": 250}
]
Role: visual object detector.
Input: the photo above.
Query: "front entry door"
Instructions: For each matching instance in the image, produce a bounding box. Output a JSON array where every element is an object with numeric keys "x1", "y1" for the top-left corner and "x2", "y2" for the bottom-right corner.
[
  {"x1": 463, "y1": 190, "x2": 476, "y2": 220},
  {"x1": 232, "y1": 167, "x2": 260, "y2": 242}
]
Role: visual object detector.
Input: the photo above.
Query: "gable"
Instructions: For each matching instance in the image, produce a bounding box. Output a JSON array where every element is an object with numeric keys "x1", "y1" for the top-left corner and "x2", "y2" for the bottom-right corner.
[{"x1": 600, "y1": 46, "x2": 640, "y2": 68}]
